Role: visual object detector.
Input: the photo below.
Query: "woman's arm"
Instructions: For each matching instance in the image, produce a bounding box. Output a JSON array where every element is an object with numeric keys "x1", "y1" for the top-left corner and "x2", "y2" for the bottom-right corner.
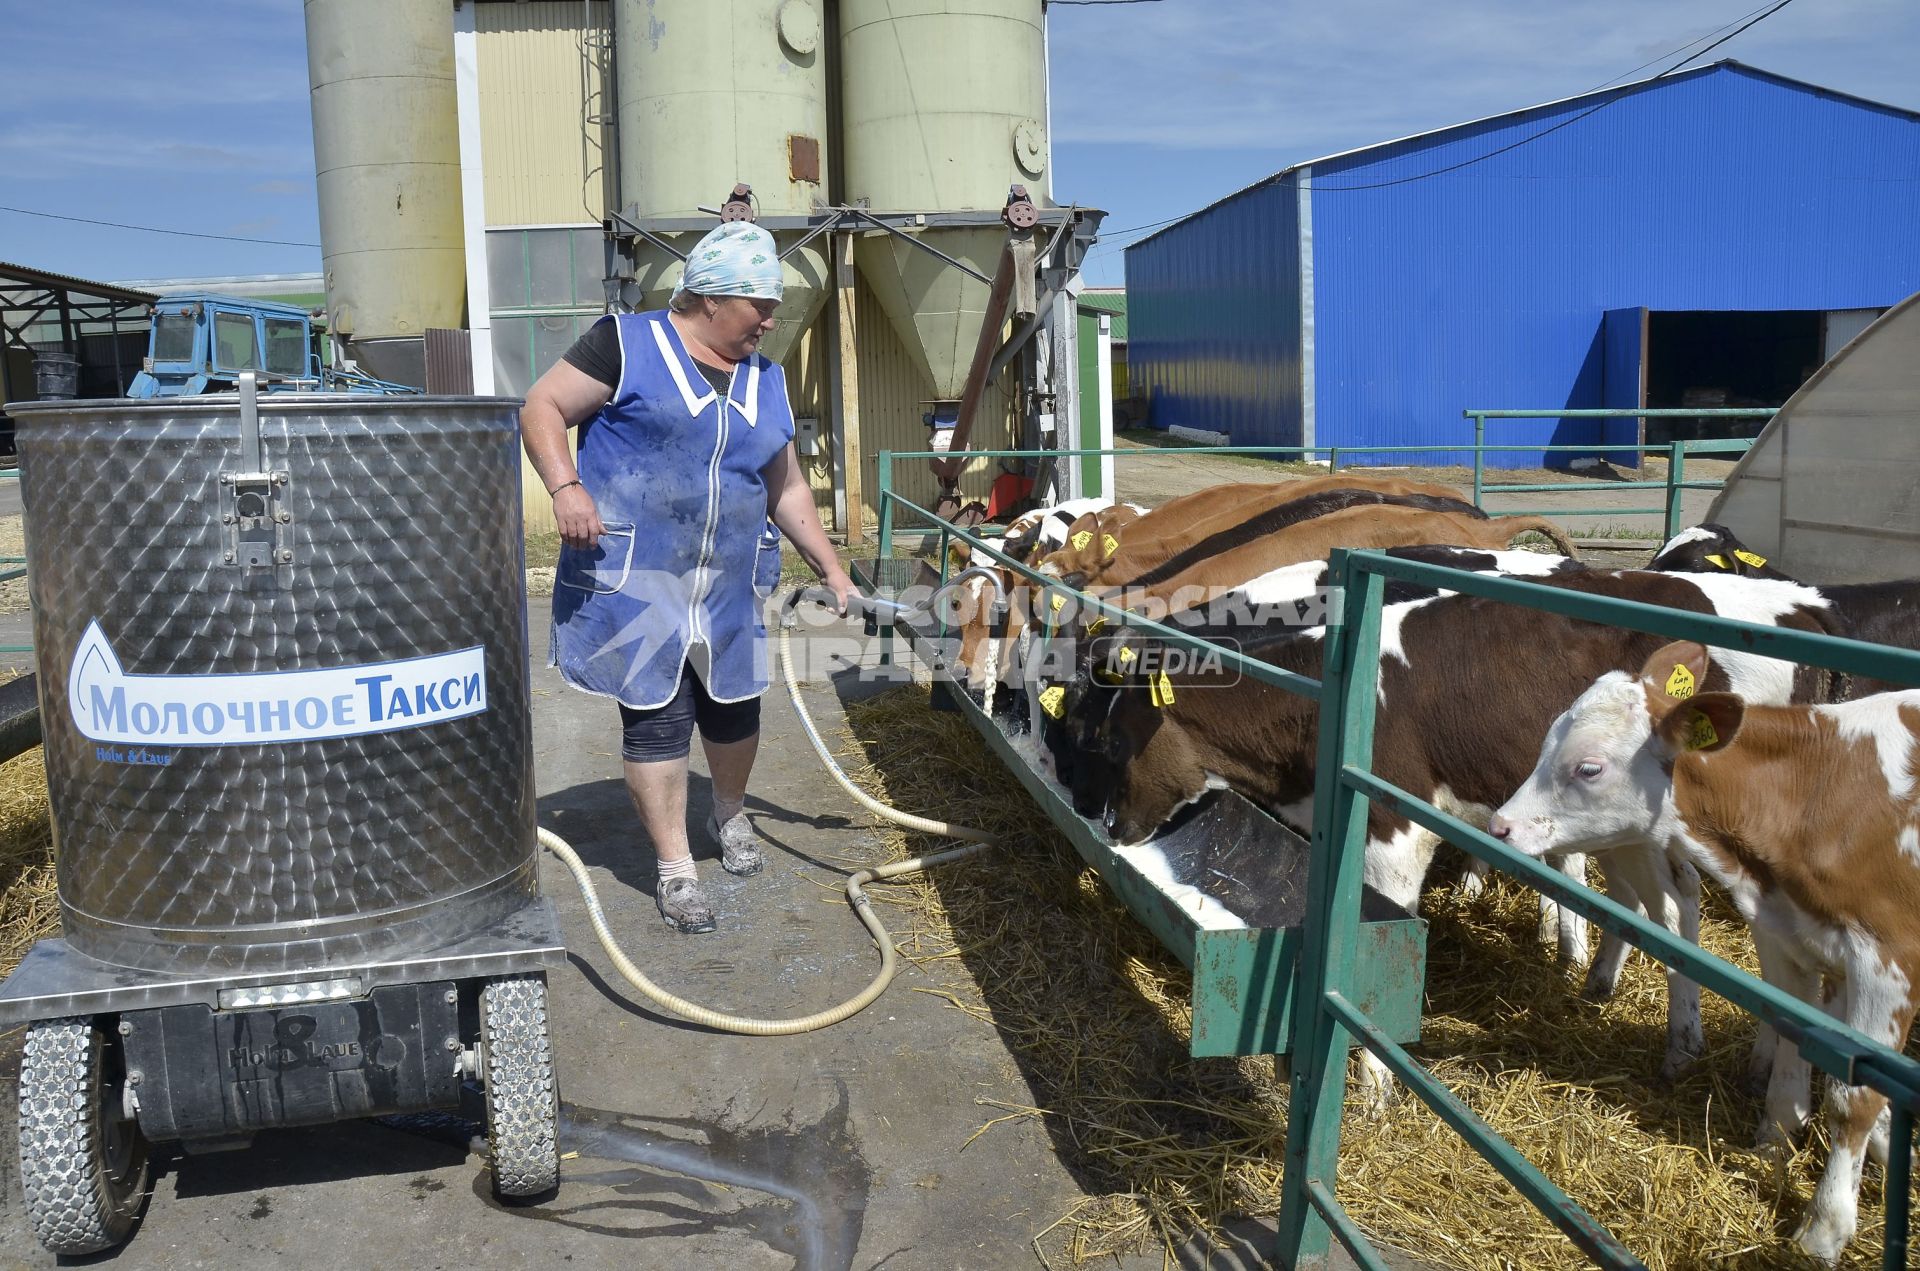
[
  {"x1": 520, "y1": 361, "x2": 614, "y2": 549},
  {"x1": 764, "y1": 443, "x2": 855, "y2": 611}
]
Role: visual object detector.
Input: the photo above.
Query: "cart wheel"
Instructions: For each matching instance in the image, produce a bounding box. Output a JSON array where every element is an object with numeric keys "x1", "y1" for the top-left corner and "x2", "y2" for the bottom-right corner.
[
  {"x1": 17, "y1": 1017, "x2": 150, "y2": 1255},
  {"x1": 480, "y1": 976, "x2": 559, "y2": 1197}
]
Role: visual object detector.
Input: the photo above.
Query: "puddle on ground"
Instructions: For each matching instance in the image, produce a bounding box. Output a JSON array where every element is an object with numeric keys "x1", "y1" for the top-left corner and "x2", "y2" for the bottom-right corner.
[{"x1": 403, "y1": 1080, "x2": 870, "y2": 1270}]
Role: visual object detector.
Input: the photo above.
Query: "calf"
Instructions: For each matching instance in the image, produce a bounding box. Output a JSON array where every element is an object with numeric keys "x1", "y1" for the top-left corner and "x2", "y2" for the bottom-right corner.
[
  {"x1": 956, "y1": 493, "x2": 1542, "y2": 694},
  {"x1": 1060, "y1": 473, "x2": 1480, "y2": 583},
  {"x1": 1491, "y1": 642, "x2": 1920, "y2": 1265},
  {"x1": 1652, "y1": 524, "x2": 1920, "y2": 695},
  {"x1": 1085, "y1": 570, "x2": 1841, "y2": 1090}
]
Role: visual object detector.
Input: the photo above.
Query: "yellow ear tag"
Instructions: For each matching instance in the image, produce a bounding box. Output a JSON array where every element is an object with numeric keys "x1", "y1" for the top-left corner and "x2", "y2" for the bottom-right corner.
[
  {"x1": 1039, "y1": 685, "x2": 1066, "y2": 718},
  {"x1": 1734, "y1": 549, "x2": 1768, "y2": 568},
  {"x1": 1101, "y1": 534, "x2": 1120, "y2": 559},
  {"x1": 1049, "y1": 592, "x2": 1066, "y2": 614},
  {"x1": 1149, "y1": 670, "x2": 1176, "y2": 708},
  {"x1": 1703, "y1": 553, "x2": 1730, "y2": 569},
  {"x1": 1665, "y1": 664, "x2": 1697, "y2": 699},
  {"x1": 1086, "y1": 616, "x2": 1107, "y2": 636},
  {"x1": 1069, "y1": 530, "x2": 1093, "y2": 552},
  {"x1": 1684, "y1": 712, "x2": 1718, "y2": 751},
  {"x1": 1116, "y1": 646, "x2": 1137, "y2": 669}
]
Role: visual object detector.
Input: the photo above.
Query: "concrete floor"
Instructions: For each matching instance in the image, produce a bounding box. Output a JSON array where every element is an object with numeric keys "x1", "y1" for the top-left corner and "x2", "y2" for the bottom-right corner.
[{"x1": 0, "y1": 614, "x2": 1423, "y2": 1271}]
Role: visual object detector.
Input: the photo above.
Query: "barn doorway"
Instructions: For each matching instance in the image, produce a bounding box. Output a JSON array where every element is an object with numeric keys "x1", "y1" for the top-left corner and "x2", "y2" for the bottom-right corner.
[{"x1": 1642, "y1": 310, "x2": 1823, "y2": 445}]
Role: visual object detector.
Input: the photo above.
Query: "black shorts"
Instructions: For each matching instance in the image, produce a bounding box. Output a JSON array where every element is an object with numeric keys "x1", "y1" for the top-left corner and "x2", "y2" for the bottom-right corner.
[{"x1": 617, "y1": 667, "x2": 761, "y2": 762}]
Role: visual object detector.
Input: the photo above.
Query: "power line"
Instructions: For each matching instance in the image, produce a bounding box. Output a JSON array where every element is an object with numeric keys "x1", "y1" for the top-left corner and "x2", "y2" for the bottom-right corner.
[
  {"x1": 0, "y1": 203, "x2": 319, "y2": 248},
  {"x1": 1589, "y1": 0, "x2": 1779, "y2": 92},
  {"x1": 1093, "y1": 1, "x2": 1800, "y2": 259},
  {"x1": 1303, "y1": 0, "x2": 1798, "y2": 193}
]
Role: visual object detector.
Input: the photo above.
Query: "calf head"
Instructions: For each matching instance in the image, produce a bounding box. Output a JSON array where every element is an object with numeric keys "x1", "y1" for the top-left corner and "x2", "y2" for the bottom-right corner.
[
  {"x1": 1098, "y1": 676, "x2": 1206, "y2": 844},
  {"x1": 1492, "y1": 641, "x2": 1744, "y2": 857},
  {"x1": 1649, "y1": 524, "x2": 1793, "y2": 580}
]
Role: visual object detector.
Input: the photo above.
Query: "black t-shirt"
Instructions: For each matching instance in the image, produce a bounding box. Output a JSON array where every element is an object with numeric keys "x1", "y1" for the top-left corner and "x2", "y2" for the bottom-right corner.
[{"x1": 562, "y1": 319, "x2": 732, "y2": 395}]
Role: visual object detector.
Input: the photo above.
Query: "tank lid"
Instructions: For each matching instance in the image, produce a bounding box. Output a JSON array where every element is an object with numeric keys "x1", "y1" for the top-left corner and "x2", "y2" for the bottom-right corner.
[{"x1": 8, "y1": 393, "x2": 526, "y2": 417}]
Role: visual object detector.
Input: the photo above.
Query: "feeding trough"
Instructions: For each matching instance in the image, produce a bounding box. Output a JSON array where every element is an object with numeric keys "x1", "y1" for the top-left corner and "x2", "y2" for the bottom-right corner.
[{"x1": 847, "y1": 556, "x2": 1426, "y2": 1058}]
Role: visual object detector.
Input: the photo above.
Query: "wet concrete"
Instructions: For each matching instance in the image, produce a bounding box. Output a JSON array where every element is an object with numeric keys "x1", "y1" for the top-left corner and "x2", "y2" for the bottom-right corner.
[{"x1": 0, "y1": 614, "x2": 1423, "y2": 1270}]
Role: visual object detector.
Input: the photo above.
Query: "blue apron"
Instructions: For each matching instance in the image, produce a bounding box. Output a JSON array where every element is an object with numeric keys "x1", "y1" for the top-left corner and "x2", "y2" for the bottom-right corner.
[{"x1": 551, "y1": 312, "x2": 795, "y2": 709}]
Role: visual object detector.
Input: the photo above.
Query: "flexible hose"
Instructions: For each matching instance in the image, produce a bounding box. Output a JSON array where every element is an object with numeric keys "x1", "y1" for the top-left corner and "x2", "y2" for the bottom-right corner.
[{"x1": 535, "y1": 591, "x2": 996, "y2": 1035}]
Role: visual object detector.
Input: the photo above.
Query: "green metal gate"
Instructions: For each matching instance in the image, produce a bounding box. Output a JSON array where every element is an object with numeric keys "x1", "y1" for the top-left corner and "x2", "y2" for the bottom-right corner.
[{"x1": 1277, "y1": 550, "x2": 1920, "y2": 1270}]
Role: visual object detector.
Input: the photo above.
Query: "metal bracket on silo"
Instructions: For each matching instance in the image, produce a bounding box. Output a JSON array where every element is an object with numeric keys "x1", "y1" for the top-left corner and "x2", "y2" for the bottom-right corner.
[{"x1": 219, "y1": 373, "x2": 293, "y2": 572}]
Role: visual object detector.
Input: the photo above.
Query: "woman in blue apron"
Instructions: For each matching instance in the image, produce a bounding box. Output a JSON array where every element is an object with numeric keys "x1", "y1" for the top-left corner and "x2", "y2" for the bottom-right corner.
[{"x1": 520, "y1": 221, "x2": 856, "y2": 932}]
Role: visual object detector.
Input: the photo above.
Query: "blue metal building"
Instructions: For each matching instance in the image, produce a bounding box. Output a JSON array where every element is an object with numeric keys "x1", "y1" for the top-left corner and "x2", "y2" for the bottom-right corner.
[{"x1": 1125, "y1": 62, "x2": 1920, "y2": 467}]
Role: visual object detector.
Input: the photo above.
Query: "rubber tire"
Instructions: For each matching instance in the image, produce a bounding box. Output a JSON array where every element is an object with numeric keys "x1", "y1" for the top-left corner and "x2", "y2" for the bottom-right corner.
[
  {"x1": 480, "y1": 976, "x2": 559, "y2": 1197},
  {"x1": 17, "y1": 1017, "x2": 150, "y2": 1255}
]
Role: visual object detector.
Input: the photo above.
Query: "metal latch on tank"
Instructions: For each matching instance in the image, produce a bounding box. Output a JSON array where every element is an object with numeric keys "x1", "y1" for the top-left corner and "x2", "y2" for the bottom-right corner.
[
  {"x1": 220, "y1": 470, "x2": 291, "y2": 568},
  {"x1": 220, "y1": 372, "x2": 293, "y2": 569}
]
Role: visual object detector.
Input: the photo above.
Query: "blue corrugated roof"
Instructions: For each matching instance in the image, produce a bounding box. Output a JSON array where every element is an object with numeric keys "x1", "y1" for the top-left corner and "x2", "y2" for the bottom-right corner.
[{"x1": 1129, "y1": 61, "x2": 1920, "y2": 254}]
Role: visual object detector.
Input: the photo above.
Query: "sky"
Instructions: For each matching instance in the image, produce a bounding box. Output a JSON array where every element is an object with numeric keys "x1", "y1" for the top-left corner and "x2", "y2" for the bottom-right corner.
[{"x1": 1, "y1": 0, "x2": 1916, "y2": 289}]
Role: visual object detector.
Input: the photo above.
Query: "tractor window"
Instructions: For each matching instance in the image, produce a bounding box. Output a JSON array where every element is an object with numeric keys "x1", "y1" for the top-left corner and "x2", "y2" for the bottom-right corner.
[
  {"x1": 263, "y1": 318, "x2": 308, "y2": 377},
  {"x1": 152, "y1": 311, "x2": 196, "y2": 363},
  {"x1": 214, "y1": 312, "x2": 259, "y2": 371}
]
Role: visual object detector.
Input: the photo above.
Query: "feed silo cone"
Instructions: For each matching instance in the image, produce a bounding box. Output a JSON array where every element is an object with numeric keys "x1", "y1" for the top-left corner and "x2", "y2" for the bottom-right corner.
[
  {"x1": 615, "y1": 0, "x2": 831, "y2": 365},
  {"x1": 839, "y1": 0, "x2": 1052, "y2": 398},
  {"x1": 10, "y1": 394, "x2": 537, "y2": 977},
  {"x1": 304, "y1": 0, "x2": 467, "y2": 388}
]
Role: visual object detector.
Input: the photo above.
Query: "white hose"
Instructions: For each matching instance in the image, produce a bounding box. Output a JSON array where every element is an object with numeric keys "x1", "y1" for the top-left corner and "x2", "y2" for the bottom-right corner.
[{"x1": 535, "y1": 593, "x2": 996, "y2": 1036}]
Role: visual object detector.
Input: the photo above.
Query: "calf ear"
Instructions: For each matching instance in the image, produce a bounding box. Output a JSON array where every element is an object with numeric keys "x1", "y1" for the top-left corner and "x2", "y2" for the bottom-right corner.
[
  {"x1": 1655, "y1": 691, "x2": 1744, "y2": 755},
  {"x1": 1639, "y1": 640, "x2": 1710, "y2": 704}
]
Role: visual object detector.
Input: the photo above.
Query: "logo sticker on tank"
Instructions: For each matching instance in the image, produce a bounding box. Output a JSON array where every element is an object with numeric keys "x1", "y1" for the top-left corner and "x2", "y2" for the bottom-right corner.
[{"x1": 67, "y1": 620, "x2": 488, "y2": 748}]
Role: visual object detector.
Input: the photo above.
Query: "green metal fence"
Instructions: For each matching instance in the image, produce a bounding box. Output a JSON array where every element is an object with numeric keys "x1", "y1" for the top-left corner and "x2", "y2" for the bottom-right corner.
[
  {"x1": 1464, "y1": 408, "x2": 1769, "y2": 538},
  {"x1": 874, "y1": 407, "x2": 1763, "y2": 553},
  {"x1": 866, "y1": 476, "x2": 1919, "y2": 1269}
]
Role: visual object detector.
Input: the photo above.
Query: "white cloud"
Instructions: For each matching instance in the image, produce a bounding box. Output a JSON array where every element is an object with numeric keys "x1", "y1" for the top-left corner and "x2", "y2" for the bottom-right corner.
[{"x1": 0, "y1": 125, "x2": 309, "y2": 177}]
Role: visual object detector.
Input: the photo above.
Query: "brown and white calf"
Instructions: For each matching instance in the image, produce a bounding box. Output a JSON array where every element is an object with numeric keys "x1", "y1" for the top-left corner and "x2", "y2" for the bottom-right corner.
[
  {"x1": 1084, "y1": 571, "x2": 1841, "y2": 1094},
  {"x1": 954, "y1": 491, "x2": 1536, "y2": 694},
  {"x1": 1060, "y1": 473, "x2": 1480, "y2": 585},
  {"x1": 1491, "y1": 642, "x2": 1920, "y2": 1265}
]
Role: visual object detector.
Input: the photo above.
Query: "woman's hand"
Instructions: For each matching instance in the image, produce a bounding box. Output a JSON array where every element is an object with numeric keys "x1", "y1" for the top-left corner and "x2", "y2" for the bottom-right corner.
[
  {"x1": 554, "y1": 483, "x2": 605, "y2": 550},
  {"x1": 819, "y1": 565, "x2": 858, "y2": 616}
]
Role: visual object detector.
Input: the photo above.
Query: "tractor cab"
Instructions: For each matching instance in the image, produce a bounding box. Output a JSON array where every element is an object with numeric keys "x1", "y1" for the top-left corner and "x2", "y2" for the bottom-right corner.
[{"x1": 128, "y1": 293, "x2": 417, "y2": 397}]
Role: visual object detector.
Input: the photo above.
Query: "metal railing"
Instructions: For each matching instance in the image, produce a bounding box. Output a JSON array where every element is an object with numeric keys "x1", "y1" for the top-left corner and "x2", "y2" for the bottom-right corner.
[
  {"x1": 1277, "y1": 550, "x2": 1920, "y2": 1270},
  {"x1": 866, "y1": 478, "x2": 1918, "y2": 1269},
  {"x1": 1465, "y1": 408, "x2": 1771, "y2": 539},
  {"x1": 873, "y1": 409, "x2": 1765, "y2": 553}
]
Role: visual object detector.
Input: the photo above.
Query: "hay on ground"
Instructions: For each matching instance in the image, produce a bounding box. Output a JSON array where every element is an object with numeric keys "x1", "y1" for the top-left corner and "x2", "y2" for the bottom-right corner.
[
  {"x1": 0, "y1": 745, "x2": 54, "y2": 977},
  {"x1": 840, "y1": 683, "x2": 1911, "y2": 1270}
]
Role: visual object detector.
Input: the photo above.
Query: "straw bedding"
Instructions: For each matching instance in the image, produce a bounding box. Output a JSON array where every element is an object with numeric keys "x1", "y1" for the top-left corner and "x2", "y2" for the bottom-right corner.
[
  {"x1": 0, "y1": 744, "x2": 54, "y2": 978},
  {"x1": 839, "y1": 684, "x2": 1910, "y2": 1270}
]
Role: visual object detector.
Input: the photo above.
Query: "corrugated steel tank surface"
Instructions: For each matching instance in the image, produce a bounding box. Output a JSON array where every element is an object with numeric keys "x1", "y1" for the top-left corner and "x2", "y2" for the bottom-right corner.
[
  {"x1": 614, "y1": 0, "x2": 831, "y2": 364},
  {"x1": 11, "y1": 396, "x2": 536, "y2": 976},
  {"x1": 839, "y1": 0, "x2": 1052, "y2": 398}
]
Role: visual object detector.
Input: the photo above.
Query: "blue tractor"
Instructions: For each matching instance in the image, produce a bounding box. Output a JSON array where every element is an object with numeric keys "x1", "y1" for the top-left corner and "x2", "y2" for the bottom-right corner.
[{"x1": 127, "y1": 292, "x2": 419, "y2": 397}]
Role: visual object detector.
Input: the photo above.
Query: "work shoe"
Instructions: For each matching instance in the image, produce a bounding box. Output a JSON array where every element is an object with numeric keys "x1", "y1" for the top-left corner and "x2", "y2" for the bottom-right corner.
[
  {"x1": 707, "y1": 810, "x2": 764, "y2": 877},
  {"x1": 656, "y1": 876, "x2": 716, "y2": 933}
]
